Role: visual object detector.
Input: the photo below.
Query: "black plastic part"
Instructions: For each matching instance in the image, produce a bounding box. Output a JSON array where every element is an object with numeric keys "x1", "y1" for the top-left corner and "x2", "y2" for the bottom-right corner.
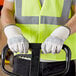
[
  {"x1": 29, "y1": 43, "x2": 41, "y2": 76},
  {"x1": 0, "y1": 6, "x2": 3, "y2": 11},
  {"x1": 1, "y1": 44, "x2": 71, "y2": 76}
]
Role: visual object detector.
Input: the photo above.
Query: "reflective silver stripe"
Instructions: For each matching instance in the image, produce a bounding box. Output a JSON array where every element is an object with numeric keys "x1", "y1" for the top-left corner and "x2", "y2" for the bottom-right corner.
[
  {"x1": 15, "y1": 16, "x2": 39, "y2": 24},
  {"x1": 41, "y1": 16, "x2": 70, "y2": 25},
  {"x1": 15, "y1": 0, "x2": 22, "y2": 16},
  {"x1": 15, "y1": 0, "x2": 71, "y2": 25},
  {"x1": 15, "y1": 0, "x2": 39, "y2": 24},
  {"x1": 61, "y1": 0, "x2": 71, "y2": 19},
  {"x1": 41, "y1": 0, "x2": 71, "y2": 25}
]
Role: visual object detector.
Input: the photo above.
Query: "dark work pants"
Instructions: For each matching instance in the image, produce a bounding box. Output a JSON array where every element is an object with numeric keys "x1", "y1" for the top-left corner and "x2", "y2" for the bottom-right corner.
[{"x1": 13, "y1": 57, "x2": 75, "y2": 76}]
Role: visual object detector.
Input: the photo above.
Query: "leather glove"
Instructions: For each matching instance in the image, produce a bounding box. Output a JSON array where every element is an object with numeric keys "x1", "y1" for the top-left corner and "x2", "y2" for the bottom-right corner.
[
  {"x1": 41, "y1": 26, "x2": 70, "y2": 54},
  {"x1": 4, "y1": 25, "x2": 29, "y2": 53}
]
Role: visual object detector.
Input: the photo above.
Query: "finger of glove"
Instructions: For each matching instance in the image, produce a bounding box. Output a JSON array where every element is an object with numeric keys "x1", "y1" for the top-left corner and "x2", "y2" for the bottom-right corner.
[
  {"x1": 41, "y1": 43, "x2": 47, "y2": 54},
  {"x1": 8, "y1": 44, "x2": 18, "y2": 53},
  {"x1": 57, "y1": 45, "x2": 63, "y2": 53},
  {"x1": 13, "y1": 44, "x2": 19, "y2": 53},
  {"x1": 23, "y1": 41, "x2": 29, "y2": 53},
  {"x1": 7, "y1": 39, "x2": 19, "y2": 53},
  {"x1": 46, "y1": 43, "x2": 52, "y2": 53},
  {"x1": 18, "y1": 42, "x2": 24, "y2": 53},
  {"x1": 51, "y1": 44, "x2": 57, "y2": 54},
  {"x1": 8, "y1": 45, "x2": 16, "y2": 53}
]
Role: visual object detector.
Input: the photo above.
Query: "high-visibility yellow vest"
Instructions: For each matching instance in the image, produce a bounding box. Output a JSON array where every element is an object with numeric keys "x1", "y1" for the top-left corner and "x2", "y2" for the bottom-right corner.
[{"x1": 14, "y1": 0, "x2": 76, "y2": 61}]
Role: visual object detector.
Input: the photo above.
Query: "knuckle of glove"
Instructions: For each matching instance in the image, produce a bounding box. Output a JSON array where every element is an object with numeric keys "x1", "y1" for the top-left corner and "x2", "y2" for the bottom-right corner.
[
  {"x1": 41, "y1": 42, "x2": 47, "y2": 54},
  {"x1": 8, "y1": 43, "x2": 18, "y2": 53},
  {"x1": 46, "y1": 42, "x2": 52, "y2": 53},
  {"x1": 23, "y1": 40, "x2": 29, "y2": 53},
  {"x1": 43, "y1": 36, "x2": 64, "y2": 54},
  {"x1": 7, "y1": 35, "x2": 29, "y2": 53},
  {"x1": 51, "y1": 45, "x2": 56, "y2": 54}
]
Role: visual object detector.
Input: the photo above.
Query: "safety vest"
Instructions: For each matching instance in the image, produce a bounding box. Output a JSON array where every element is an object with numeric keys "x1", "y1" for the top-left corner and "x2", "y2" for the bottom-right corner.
[{"x1": 14, "y1": 0, "x2": 76, "y2": 61}]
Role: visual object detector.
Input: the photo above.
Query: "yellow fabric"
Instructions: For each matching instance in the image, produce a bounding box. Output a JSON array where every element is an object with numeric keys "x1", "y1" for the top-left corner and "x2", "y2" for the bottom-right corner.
[{"x1": 14, "y1": 0, "x2": 76, "y2": 61}]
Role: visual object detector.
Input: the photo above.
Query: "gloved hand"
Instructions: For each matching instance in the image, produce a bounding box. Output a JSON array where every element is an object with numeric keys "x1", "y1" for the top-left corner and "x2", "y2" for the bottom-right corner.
[
  {"x1": 4, "y1": 25, "x2": 29, "y2": 53},
  {"x1": 41, "y1": 26, "x2": 70, "y2": 54}
]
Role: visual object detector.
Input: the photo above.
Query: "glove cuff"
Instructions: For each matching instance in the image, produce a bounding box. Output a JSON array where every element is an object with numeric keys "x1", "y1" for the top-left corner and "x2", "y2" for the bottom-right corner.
[
  {"x1": 4, "y1": 25, "x2": 22, "y2": 38},
  {"x1": 63, "y1": 25, "x2": 71, "y2": 36},
  {"x1": 51, "y1": 26, "x2": 70, "y2": 41}
]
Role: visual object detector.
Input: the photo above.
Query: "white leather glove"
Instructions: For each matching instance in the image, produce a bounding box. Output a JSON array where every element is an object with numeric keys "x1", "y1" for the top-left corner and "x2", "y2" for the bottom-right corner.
[
  {"x1": 41, "y1": 26, "x2": 70, "y2": 54},
  {"x1": 4, "y1": 25, "x2": 29, "y2": 53}
]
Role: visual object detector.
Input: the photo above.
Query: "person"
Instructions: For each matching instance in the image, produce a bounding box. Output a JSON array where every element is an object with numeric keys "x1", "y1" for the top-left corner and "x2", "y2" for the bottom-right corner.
[
  {"x1": 1, "y1": 0, "x2": 76, "y2": 76},
  {"x1": 0, "y1": 0, "x2": 6, "y2": 54}
]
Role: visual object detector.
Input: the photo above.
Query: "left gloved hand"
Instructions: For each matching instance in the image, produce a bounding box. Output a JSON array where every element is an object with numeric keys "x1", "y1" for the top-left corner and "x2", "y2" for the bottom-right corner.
[
  {"x1": 41, "y1": 26, "x2": 70, "y2": 54},
  {"x1": 4, "y1": 25, "x2": 29, "y2": 53}
]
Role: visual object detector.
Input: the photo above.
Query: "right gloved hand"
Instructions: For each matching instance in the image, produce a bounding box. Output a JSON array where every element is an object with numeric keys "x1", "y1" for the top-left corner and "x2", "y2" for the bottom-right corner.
[
  {"x1": 41, "y1": 26, "x2": 70, "y2": 54},
  {"x1": 4, "y1": 25, "x2": 29, "y2": 53}
]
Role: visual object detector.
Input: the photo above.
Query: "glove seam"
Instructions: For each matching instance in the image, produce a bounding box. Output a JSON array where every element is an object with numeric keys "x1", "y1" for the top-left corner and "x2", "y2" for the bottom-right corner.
[
  {"x1": 63, "y1": 25, "x2": 71, "y2": 36},
  {"x1": 3, "y1": 24, "x2": 17, "y2": 30}
]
